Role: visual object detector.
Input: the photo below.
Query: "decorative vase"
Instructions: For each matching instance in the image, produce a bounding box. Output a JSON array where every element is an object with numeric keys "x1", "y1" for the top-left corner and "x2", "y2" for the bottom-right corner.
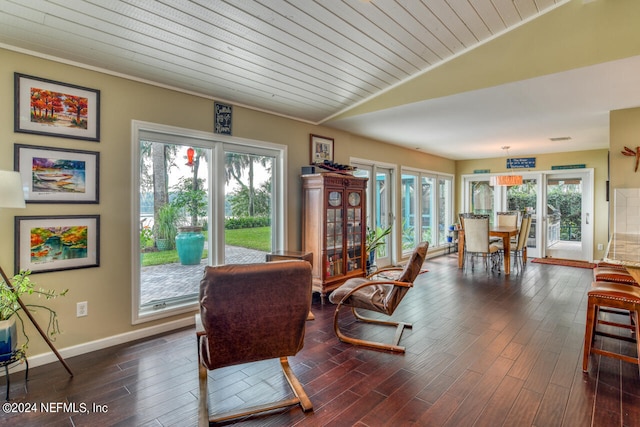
[
  {"x1": 366, "y1": 250, "x2": 376, "y2": 275},
  {"x1": 0, "y1": 317, "x2": 18, "y2": 362},
  {"x1": 176, "y1": 226, "x2": 205, "y2": 265}
]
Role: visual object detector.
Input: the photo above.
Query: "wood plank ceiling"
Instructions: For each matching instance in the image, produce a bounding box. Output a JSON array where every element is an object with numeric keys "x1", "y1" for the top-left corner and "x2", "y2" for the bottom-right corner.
[{"x1": 0, "y1": 0, "x2": 566, "y2": 123}]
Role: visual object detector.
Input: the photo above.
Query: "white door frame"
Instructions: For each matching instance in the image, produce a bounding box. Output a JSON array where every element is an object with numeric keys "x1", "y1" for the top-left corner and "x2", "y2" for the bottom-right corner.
[
  {"x1": 462, "y1": 168, "x2": 594, "y2": 261},
  {"x1": 541, "y1": 170, "x2": 594, "y2": 261}
]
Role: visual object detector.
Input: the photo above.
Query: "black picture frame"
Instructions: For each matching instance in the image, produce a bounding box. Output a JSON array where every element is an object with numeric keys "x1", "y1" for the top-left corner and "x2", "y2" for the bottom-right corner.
[
  {"x1": 14, "y1": 144, "x2": 100, "y2": 204},
  {"x1": 15, "y1": 215, "x2": 100, "y2": 274},
  {"x1": 14, "y1": 73, "x2": 100, "y2": 141}
]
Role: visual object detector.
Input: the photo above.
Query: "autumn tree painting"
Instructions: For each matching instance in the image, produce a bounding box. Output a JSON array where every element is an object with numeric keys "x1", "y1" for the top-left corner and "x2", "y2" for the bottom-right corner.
[{"x1": 30, "y1": 87, "x2": 88, "y2": 129}]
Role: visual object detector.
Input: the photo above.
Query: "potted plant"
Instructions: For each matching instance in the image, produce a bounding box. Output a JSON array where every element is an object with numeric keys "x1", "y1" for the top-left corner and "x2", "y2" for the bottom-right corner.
[
  {"x1": 171, "y1": 177, "x2": 207, "y2": 265},
  {"x1": 154, "y1": 203, "x2": 179, "y2": 251},
  {"x1": 0, "y1": 270, "x2": 68, "y2": 361},
  {"x1": 365, "y1": 225, "x2": 392, "y2": 274}
]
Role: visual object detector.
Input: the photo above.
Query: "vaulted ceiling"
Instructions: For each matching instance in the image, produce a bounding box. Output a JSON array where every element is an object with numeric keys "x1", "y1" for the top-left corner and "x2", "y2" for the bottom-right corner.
[{"x1": 1, "y1": 0, "x2": 638, "y2": 160}]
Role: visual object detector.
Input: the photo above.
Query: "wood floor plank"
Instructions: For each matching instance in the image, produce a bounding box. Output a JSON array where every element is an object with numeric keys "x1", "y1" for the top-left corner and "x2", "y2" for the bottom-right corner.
[{"x1": 3, "y1": 256, "x2": 638, "y2": 426}]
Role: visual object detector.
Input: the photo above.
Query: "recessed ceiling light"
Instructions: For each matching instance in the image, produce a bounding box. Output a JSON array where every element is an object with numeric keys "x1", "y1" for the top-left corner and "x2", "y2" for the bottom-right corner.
[{"x1": 549, "y1": 136, "x2": 572, "y2": 142}]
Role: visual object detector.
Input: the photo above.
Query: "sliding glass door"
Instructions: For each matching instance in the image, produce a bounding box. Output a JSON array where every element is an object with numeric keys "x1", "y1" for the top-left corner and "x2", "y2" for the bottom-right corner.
[
  {"x1": 133, "y1": 122, "x2": 284, "y2": 323},
  {"x1": 353, "y1": 163, "x2": 393, "y2": 268}
]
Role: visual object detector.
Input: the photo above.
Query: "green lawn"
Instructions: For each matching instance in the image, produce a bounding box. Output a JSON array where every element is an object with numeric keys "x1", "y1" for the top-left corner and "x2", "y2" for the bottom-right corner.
[{"x1": 141, "y1": 227, "x2": 271, "y2": 266}]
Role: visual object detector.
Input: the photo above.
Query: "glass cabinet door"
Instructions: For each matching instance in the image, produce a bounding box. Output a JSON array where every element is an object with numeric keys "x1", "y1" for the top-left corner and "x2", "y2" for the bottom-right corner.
[
  {"x1": 346, "y1": 191, "x2": 363, "y2": 272},
  {"x1": 325, "y1": 190, "x2": 343, "y2": 278}
]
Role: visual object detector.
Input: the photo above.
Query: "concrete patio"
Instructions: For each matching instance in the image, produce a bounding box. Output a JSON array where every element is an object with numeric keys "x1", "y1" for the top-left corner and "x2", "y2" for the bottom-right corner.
[{"x1": 140, "y1": 245, "x2": 267, "y2": 306}]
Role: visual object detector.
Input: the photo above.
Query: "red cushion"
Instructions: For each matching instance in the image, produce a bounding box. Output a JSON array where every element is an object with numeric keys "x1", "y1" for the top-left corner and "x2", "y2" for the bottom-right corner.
[
  {"x1": 593, "y1": 267, "x2": 638, "y2": 286},
  {"x1": 596, "y1": 261, "x2": 627, "y2": 271}
]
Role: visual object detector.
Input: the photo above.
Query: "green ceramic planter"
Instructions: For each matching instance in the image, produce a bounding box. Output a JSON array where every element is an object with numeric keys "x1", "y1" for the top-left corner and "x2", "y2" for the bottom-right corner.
[{"x1": 175, "y1": 226, "x2": 205, "y2": 265}]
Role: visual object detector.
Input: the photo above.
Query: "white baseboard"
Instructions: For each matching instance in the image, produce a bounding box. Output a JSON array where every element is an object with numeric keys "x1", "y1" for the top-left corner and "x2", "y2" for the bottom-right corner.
[{"x1": 4, "y1": 316, "x2": 195, "y2": 374}]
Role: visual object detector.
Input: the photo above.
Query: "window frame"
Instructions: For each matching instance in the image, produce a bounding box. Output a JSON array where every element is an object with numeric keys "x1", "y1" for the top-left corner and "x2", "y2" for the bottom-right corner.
[{"x1": 131, "y1": 121, "x2": 286, "y2": 324}]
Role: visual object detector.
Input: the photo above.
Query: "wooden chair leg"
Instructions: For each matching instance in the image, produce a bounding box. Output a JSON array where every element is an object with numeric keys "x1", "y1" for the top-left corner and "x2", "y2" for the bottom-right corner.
[
  {"x1": 333, "y1": 303, "x2": 408, "y2": 353},
  {"x1": 198, "y1": 353, "x2": 312, "y2": 424},
  {"x1": 197, "y1": 340, "x2": 210, "y2": 427},
  {"x1": 280, "y1": 357, "x2": 313, "y2": 411},
  {"x1": 583, "y1": 298, "x2": 597, "y2": 372}
]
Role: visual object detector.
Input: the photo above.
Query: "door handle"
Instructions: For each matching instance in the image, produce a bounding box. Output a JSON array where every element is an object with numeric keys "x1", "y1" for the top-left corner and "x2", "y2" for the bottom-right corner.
[{"x1": 586, "y1": 213, "x2": 589, "y2": 225}]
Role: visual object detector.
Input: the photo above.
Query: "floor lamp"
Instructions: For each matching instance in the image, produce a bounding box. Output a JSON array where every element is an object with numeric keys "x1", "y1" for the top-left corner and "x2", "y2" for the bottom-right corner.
[{"x1": 0, "y1": 170, "x2": 73, "y2": 376}]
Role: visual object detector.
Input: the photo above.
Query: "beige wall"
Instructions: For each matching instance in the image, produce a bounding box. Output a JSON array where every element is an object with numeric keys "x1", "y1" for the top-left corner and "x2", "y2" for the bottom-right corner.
[
  {"x1": 0, "y1": 48, "x2": 453, "y2": 359},
  {"x1": 609, "y1": 107, "x2": 640, "y2": 227}
]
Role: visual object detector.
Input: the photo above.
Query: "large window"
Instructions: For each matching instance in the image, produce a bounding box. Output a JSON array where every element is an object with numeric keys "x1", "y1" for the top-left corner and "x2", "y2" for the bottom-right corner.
[
  {"x1": 401, "y1": 169, "x2": 453, "y2": 256},
  {"x1": 132, "y1": 122, "x2": 285, "y2": 323}
]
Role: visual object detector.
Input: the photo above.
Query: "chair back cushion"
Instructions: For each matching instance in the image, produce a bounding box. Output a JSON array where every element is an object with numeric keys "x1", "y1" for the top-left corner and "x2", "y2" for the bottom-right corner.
[
  {"x1": 384, "y1": 241, "x2": 429, "y2": 313},
  {"x1": 496, "y1": 211, "x2": 519, "y2": 228},
  {"x1": 397, "y1": 241, "x2": 429, "y2": 283},
  {"x1": 515, "y1": 214, "x2": 531, "y2": 250},
  {"x1": 199, "y1": 260, "x2": 311, "y2": 370},
  {"x1": 464, "y1": 217, "x2": 490, "y2": 253}
]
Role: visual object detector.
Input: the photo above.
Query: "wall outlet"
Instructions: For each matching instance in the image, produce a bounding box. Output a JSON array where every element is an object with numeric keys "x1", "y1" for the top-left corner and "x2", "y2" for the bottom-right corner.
[
  {"x1": 597, "y1": 243, "x2": 604, "y2": 251},
  {"x1": 77, "y1": 301, "x2": 88, "y2": 317}
]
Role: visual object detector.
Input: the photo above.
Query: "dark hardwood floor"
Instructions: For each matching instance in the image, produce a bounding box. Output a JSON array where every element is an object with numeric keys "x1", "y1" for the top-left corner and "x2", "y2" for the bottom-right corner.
[{"x1": 2, "y1": 253, "x2": 639, "y2": 426}]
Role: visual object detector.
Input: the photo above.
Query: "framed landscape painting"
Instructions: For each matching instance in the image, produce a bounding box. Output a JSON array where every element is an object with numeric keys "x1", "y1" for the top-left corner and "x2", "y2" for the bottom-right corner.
[
  {"x1": 14, "y1": 73, "x2": 100, "y2": 141},
  {"x1": 15, "y1": 215, "x2": 100, "y2": 274},
  {"x1": 14, "y1": 144, "x2": 99, "y2": 203}
]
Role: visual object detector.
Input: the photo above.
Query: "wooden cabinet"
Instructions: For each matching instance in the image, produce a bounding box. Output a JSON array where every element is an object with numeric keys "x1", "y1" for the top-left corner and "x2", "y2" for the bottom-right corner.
[{"x1": 302, "y1": 173, "x2": 368, "y2": 298}]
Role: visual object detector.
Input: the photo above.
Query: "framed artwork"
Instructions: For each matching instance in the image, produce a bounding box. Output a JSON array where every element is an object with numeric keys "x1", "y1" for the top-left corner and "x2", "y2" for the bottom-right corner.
[
  {"x1": 310, "y1": 134, "x2": 334, "y2": 164},
  {"x1": 14, "y1": 144, "x2": 99, "y2": 203},
  {"x1": 14, "y1": 73, "x2": 101, "y2": 141},
  {"x1": 15, "y1": 215, "x2": 100, "y2": 274}
]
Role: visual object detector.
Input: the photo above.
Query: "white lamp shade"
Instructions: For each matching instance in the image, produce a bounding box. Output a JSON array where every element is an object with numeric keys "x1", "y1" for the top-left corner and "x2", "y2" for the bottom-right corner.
[{"x1": 0, "y1": 170, "x2": 26, "y2": 208}]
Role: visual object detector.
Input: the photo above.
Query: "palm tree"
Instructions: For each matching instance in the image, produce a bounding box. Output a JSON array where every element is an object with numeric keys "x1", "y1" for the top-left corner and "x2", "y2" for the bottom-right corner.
[{"x1": 225, "y1": 153, "x2": 268, "y2": 217}]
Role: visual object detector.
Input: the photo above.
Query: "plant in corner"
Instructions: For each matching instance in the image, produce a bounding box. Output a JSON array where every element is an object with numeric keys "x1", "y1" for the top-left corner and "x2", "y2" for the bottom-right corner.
[{"x1": 0, "y1": 270, "x2": 68, "y2": 361}]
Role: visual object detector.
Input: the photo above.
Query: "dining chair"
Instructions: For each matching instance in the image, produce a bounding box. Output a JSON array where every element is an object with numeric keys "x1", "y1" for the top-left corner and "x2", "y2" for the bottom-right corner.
[
  {"x1": 463, "y1": 216, "x2": 501, "y2": 273},
  {"x1": 491, "y1": 211, "x2": 519, "y2": 243},
  {"x1": 496, "y1": 211, "x2": 519, "y2": 227},
  {"x1": 459, "y1": 213, "x2": 483, "y2": 265},
  {"x1": 495, "y1": 213, "x2": 531, "y2": 273}
]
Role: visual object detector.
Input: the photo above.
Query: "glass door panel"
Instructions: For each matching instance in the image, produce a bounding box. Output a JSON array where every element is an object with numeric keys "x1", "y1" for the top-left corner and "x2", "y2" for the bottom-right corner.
[
  {"x1": 470, "y1": 180, "x2": 495, "y2": 222},
  {"x1": 401, "y1": 174, "x2": 418, "y2": 255},
  {"x1": 354, "y1": 165, "x2": 393, "y2": 267},
  {"x1": 346, "y1": 190, "x2": 363, "y2": 273},
  {"x1": 324, "y1": 194, "x2": 343, "y2": 278},
  {"x1": 506, "y1": 178, "x2": 538, "y2": 257},
  {"x1": 544, "y1": 173, "x2": 592, "y2": 260},
  {"x1": 139, "y1": 141, "x2": 210, "y2": 310},
  {"x1": 223, "y1": 151, "x2": 275, "y2": 264},
  {"x1": 438, "y1": 177, "x2": 453, "y2": 246},
  {"x1": 421, "y1": 176, "x2": 436, "y2": 246}
]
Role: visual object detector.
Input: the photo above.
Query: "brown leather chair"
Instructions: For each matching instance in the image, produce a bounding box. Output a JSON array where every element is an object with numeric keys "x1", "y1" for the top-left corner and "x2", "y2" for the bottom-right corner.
[
  {"x1": 196, "y1": 261, "x2": 313, "y2": 425},
  {"x1": 329, "y1": 242, "x2": 428, "y2": 353}
]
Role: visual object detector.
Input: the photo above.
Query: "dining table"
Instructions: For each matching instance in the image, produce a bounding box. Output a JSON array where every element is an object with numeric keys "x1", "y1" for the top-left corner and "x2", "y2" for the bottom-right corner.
[{"x1": 457, "y1": 226, "x2": 519, "y2": 275}]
